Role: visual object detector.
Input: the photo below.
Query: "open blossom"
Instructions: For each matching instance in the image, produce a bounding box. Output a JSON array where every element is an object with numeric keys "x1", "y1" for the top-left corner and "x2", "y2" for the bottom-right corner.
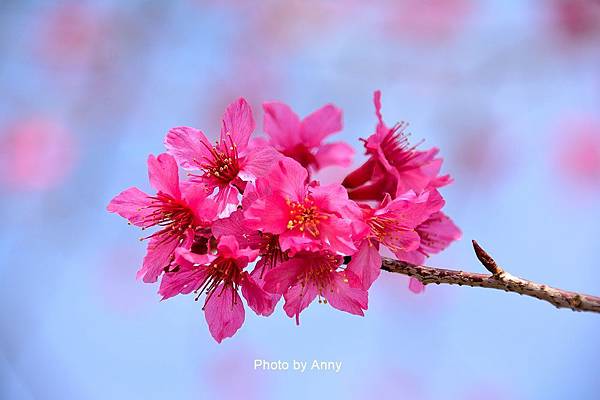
[
  {"x1": 264, "y1": 250, "x2": 367, "y2": 324},
  {"x1": 107, "y1": 153, "x2": 218, "y2": 283},
  {"x1": 347, "y1": 190, "x2": 445, "y2": 290},
  {"x1": 343, "y1": 90, "x2": 450, "y2": 201},
  {"x1": 160, "y1": 235, "x2": 275, "y2": 343},
  {"x1": 394, "y1": 209, "x2": 462, "y2": 266},
  {"x1": 165, "y1": 98, "x2": 279, "y2": 216},
  {"x1": 244, "y1": 157, "x2": 358, "y2": 255},
  {"x1": 261, "y1": 101, "x2": 354, "y2": 172}
]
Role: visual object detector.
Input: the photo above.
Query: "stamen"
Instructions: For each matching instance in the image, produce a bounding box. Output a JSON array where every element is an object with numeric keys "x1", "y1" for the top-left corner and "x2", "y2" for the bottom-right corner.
[{"x1": 286, "y1": 197, "x2": 327, "y2": 237}]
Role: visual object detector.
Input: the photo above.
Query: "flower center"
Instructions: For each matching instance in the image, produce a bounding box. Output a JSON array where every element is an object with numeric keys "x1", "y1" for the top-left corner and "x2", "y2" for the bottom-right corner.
[
  {"x1": 286, "y1": 197, "x2": 326, "y2": 237},
  {"x1": 140, "y1": 193, "x2": 195, "y2": 243},
  {"x1": 368, "y1": 215, "x2": 412, "y2": 252},
  {"x1": 298, "y1": 252, "x2": 345, "y2": 304},
  {"x1": 195, "y1": 257, "x2": 243, "y2": 309},
  {"x1": 200, "y1": 133, "x2": 241, "y2": 184},
  {"x1": 257, "y1": 233, "x2": 286, "y2": 277}
]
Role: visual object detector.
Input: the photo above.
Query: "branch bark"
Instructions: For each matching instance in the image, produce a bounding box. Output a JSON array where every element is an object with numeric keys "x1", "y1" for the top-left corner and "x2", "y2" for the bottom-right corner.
[{"x1": 380, "y1": 240, "x2": 600, "y2": 313}]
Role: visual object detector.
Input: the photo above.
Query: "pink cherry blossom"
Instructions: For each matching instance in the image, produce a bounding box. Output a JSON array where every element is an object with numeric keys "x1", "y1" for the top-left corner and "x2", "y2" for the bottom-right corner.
[
  {"x1": 212, "y1": 209, "x2": 285, "y2": 308},
  {"x1": 261, "y1": 101, "x2": 354, "y2": 173},
  {"x1": 343, "y1": 90, "x2": 450, "y2": 201},
  {"x1": 263, "y1": 250, "x2": 367, "y2": 324},
  {"x1": 347, "y1": 190, "x2": 444, "y2": 290},
  {"x1": 244, "y1": 157, "x2": 358, "y2": 256},
  {"x1": 107, "y1": 153, "x2": 218, "y2": 283},
  {"x1": 394, "y1": 210, "x2": 462, "y2": 265},
  {"x1": 161, "y1": 235, "x2": 274, "y2": 342},
  {"x1": 165, "y1": 98, "x2": 280, "y2": 216}
]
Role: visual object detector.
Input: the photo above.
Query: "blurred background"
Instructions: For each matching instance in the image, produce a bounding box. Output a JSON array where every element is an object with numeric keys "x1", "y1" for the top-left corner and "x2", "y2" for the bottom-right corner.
[{"x1": 1, "y1": 0, "x2": 600, "y2": 399}]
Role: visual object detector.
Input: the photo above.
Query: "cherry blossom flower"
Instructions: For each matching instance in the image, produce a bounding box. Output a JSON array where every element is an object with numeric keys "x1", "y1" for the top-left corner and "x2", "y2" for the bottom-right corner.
[
  {"x1": 347, "y1": 190, "x2": 444, "y2": 290},
  {"x1": 244, "y1": 157, "x2": 358, "y2": 255},
  {"x1": 263, "y1": 250, "x2": 367, "y2": 324},
  {"x1": 394, "y1": 211, "x2": 462, "y2": 266},
  {"x1": 165, "y1": 98, "x2": 280, "y2": 216},
  {"x1": 260, "y1": 101, "x2": 354, "y2": 173},
  {"x1": 161, "y1": 235, "x2": 274, "y2": 342},
  {"x1": 107, "y1": 153, "x2": 218, "y2": 283},
  {"x1": 343, "y1": 90, "x2": 450, "y2": 201}
]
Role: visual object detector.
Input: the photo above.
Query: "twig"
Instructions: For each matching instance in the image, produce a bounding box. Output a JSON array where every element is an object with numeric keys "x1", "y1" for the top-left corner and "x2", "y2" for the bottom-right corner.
[{"x1": 379, "y1": 240, "x2": 600, "y2": 313}]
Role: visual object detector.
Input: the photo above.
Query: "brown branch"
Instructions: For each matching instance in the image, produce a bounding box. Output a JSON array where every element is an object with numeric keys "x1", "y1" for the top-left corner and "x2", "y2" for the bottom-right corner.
[{"x1": 380, "y1": 240, "x2": 600, "y2": 313}]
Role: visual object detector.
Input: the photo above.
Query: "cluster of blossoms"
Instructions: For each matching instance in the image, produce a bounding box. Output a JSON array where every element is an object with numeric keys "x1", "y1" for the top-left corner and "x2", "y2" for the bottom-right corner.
[{"x1": 107, "y1": 92, "x2": 461, "y2": 342}]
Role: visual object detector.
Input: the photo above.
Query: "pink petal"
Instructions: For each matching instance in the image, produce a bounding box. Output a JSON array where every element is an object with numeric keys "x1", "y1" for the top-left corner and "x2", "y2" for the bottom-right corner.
[
  {"x1": 263, "y1": 258, "x2": 304, "y2": 294},
  {"x1": 278, "y1": 231, "x2": 319, "y2": 254},
  {"x1": 137, "y1": 233, "x2": 182, "y2": 283},
  {"x1": 204, "y1": 285, "x2": 245, "y2": 343},
  {"x1": 216, "y1": 235, "x2": 259, "y2": 263},
  {"x1": 180, "y1": 181, "x2": 217, "y2": 224},
  {"x1": 418, "y1": 211, "x2": 462, "y2": 255},
  {"x1": 106, "y1": 187, "x2": 153, "y2": 227},
  {"x1": 394, "y1": 249, "x2": 426, "y2": 265},
  {"x1": 317, "y1": 217, "x2": 356, "y2": 255},
  {"x1": 262, "y1": 102, "x2": 302, "y2": 148},
  {"x1": 314, "y1": 141, "x2": 354, "y2": 169},
  {"x1": 175, "y1": 247, "x2": 216, "y2": 267},
  {"x1": 408, "y1": 277, "x2": 425, "y2": 294},
  {"x1": 159, "y1": 264, "x2": 208, "y2": 300},
  {"x1": 211, "y1": 210, "x2": 261, "y2": 248},
  {"x1": 373, "y1": 90, "x2": 384, "y2": 125},
  {"x1": 268, "y1": 157, "x2": 308, "y2": 201},
  {"x1": 347, "y1": 240, "x2": 383, "y2": 290},
  {"x1": 243, "y1": 193, "x2": 291, "y2": 235},
  {"x1": 282, "y1": 282, "x2": 318, "y2": 325},
  {"x1": 388, "y1": 229, "x2": 421, "y2": 255},
  {"x1": 164, "y1": 126, "x2": 213, "y2": 170},
  {"x1": 238, "y1": 145, "x2": 281, "y2": 182},
  {"x1": 300, "y1": 104, "x2": 343, "y2": 147},
  {"x1": 220, "y1": 98, "x2": 255, "y2": 151},
  {"x1": 147, "y1": 153, "x2": 181, "y2": 198},
  {"x1": 323, "y1": 270, "x2": 368, "y2": 316},
  {"x1": 214, "y1": 184, "x2": 240, "y2": 217},
  {"x1": 241, "y1": 273, "x2": 277, "y2": 316}
]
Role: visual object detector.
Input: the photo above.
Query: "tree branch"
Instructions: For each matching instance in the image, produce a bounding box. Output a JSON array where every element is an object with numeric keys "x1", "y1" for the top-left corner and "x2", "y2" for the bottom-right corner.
[{"x1": 380, "y1": 240, "x2": 600, "y2": 313}]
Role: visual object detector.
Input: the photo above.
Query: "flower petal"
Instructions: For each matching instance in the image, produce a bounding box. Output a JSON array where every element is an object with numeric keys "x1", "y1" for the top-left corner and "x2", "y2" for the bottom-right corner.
[
  {"x1": 314, "y1": 141, "x2": 354, "y2": 169},
  {"x1": 408, "y1": 278, "x2": 425, "y2": 294},
  {"x1": 347, "y1": 240, "x2": 382, "y2": 290},
  {"x1": 300, "y1": 104, "x2": 342, "y2": 147},
  {"x1": 164, "y1": 126, "x2": 213, "y2": 170},
  {"x1": 159, "y1": 264, "x2": 208, "y2": 300},
  {"x1": 221, "y1": 98, "x2": 255, "y2": 151},
  {"x1": 263, "y1": 258, "x2": 304, "y2": 294},
  {"x1": 137, "y1": 233, "x2": 182, "y2": 283},
  {"x1": 238, "y1": 145, "x2": 281, "y2": 182},
  {"x1": 282, "y1": 282, "x2": 318, "y2": 325},
  {"x1": 241, "y1": 273, "x2": 278, "y2": 316},
  {"x1": 181, "y1": 181, "x2": 217, "y2": 224},
  {"x1": 147, "y1": 153, "x2": 181, "y2": 198},
  {"x1": 204, "y1": 285, "x2": 245, "y2": 343},
  {"x1": 263, "y1": 102, "x2": 302, "y2": 148},
  {"x1": 268, "y1": 157, "x2": 308, "y2": 201},
  {"x1": 323, "y1": 270, "x2": 368, "y2": 316},
  {"x1": 106, "y1": 187, "x2": 153, "y2": 227}
]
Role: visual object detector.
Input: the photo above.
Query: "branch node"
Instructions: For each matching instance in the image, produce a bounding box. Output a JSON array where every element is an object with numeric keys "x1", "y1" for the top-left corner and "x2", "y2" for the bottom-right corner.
[{"x1": 472, "y1": 240, "x2": 504, "y2": 277}]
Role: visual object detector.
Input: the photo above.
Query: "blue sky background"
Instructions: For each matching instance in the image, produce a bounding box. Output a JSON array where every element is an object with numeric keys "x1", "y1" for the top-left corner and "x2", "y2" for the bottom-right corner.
[{"x1": 1, "y1": 1, "x2": 599, "y2": 399}]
